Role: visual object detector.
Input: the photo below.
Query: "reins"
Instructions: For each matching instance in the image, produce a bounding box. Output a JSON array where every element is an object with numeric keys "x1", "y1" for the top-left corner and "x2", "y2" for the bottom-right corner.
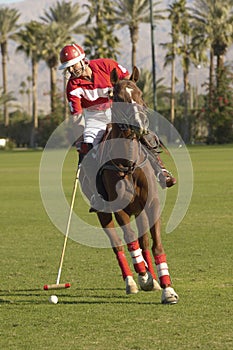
[
  {"x1": 100, "y1": 133, "x2": 148, "y2": 178},
  {"x1": 101, "y1": 71, "x2": 149, "y2": 176}
]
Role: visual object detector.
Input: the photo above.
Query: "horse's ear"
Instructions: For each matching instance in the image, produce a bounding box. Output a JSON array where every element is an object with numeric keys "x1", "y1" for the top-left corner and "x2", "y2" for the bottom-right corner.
[
  {"x1": 130, "y1": 66, "x2": 140, "y2": 83},
  {"x1": 110, "y1": 68, "x2": 119, "y2": 85}
]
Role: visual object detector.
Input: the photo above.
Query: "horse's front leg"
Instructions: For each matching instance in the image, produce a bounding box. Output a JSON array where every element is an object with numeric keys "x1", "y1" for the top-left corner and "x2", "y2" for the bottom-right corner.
[
  {"x1": 136, "y1": 212, "x2": 161, "y2": 291},
  {"x1": 149, "y1": 216, "x2": 179, "y2": 303},
  {"x1": 150, "y1": 217, "x2": 171, "y2": 288},
  {"x1": 97, "y1": 212, "x2": 138, "y2": 294},
  {"x1": 146, "y1": 196, "x2": 171, "y2": 287},
  {"x1": 114, "y1": 210, "x2": 155, "y2": 291}
]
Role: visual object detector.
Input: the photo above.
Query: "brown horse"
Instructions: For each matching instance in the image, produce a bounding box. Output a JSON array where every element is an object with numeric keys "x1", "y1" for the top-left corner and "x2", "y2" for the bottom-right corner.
[{"x1": 80, "y1": 67, "x2": 179, "y2": 304}]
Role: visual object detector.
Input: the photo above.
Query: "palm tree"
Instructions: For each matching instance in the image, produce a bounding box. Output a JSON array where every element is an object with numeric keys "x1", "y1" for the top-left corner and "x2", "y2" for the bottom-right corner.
[
  {"x1": 40, "y1": 0, "x2": 86, "y2": 119},
  {"x1": 190, "y1": 0, "x2": 233, "y2": 113},
  {"x1": 15, "y1": 20, "x2": 44, "y2": 147},
  {"x1": 40, "y1": 0, "x2": 85, "y2": 34},
  {"x1": 162, "y1": 41, "x2": 176, "y2": 124},
  {"x1": 83, "y1": 0, "x2": 120, "y2": 59},
  {"x1": 136, "y1": 68, "x2": 170, "y2": 134},
  {"x1": 137, "y1": 68, "x2": 169, "y2": 110},
  {"x1": 40, "y1": 22, "x2": 71, "y2": 114},
  {"x1": 164, "y1": 0, "x2": 200, "y2": 142},
  {"x1": 176, "y1": 0, "x2": 194, "y2": 142},
  {"x1": 199, "y1": 1, "x2": 232, "y2": 72},
  {"x1": 161, "y1": 0, "x2": 185, "y2": 125},
  {"x1": 0, "y1": 88, "x2": 16, "y2": 109},
  {"x1": 0, "y1": 7, "x2": 20, "y2": 127},
  {"x1": 137, "y1": 68, "x2": 154, "y2": 107},
  {"x1": 19, "y1": 76, "x2": 32, "y2": 115},
  {"x1": 111, "y1": 0, "x2": 164, "y2": 69}
]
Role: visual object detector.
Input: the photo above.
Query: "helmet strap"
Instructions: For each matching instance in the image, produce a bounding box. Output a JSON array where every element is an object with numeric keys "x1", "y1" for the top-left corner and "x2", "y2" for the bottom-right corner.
[{"x1": 72, "y1": 60, "x2": 88, "y2": 78}]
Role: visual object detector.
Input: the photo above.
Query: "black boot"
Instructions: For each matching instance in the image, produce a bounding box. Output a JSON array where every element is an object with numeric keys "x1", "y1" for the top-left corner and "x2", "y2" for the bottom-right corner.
[
  {"x1": 76, "y1": 141, "x2": 106, "y2": 212},
  {"x1": 140, "y1": 131, "x2": 176, "y2": 189}
]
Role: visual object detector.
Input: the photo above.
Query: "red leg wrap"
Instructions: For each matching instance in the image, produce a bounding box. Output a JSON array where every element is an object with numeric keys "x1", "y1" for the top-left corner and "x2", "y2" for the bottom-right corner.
[
  {"x1": 142, "y1": 250, "x2": 157, "y2": 279},
  {"x1": 127, "y1": 240, "x2": 146, "y2": 274},
  {"x1": 116, "y1": 251, "x2": 133, "y2": 280},
  {"x1": 154, "y1": 254, "x2": 171, "y2": 287}
]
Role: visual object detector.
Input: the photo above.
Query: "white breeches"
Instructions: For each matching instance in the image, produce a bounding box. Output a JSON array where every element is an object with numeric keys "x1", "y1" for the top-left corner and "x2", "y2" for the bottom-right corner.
[{"x1": 83, "y1": 108, "x2": 111, "y2": 146}]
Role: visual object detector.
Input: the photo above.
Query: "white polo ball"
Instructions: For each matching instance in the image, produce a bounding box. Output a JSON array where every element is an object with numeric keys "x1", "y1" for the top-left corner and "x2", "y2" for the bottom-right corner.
[{"x1": 49, "y1": 295, "x2": 58, "y2": 304}]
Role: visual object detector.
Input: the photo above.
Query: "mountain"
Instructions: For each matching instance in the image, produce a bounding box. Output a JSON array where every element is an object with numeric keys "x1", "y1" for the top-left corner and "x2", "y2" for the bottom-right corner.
[{"x1": 1, "y1": 0, "x2": 231, "y2": 113}]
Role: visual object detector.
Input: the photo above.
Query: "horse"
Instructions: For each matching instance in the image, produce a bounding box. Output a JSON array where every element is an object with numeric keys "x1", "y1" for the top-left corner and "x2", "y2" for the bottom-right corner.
[{"x1": 79, "y1": 67, "x2": 179, "y2": 304}]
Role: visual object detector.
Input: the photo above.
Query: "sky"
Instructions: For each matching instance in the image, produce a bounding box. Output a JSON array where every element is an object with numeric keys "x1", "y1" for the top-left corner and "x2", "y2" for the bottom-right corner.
[{"x1": 0, "y1": 0, "x2": 23, "y2": 4}]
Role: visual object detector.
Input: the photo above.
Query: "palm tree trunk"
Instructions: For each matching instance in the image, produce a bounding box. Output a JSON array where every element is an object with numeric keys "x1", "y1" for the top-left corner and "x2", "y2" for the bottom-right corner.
[
  {"x1": 216, "y1": 53, "x2": 224, "y2": 91},
  {"x1": 129, "y1": 26, "x2": 138, "y2": 69},
  {"x1": 50, "y1": 66, "x2": 57, "y2": 113},
  {"x1": 63, "y1": 76, "x2": 69, "y2": 121},
  {"x1": 131, "y1": 41, "x2": 136, "y2": 68},
  {"x1": 208, "y1": 48, "x2": 214, "y2": 141},
  {"x1": 170, "y1": 56, "x2": 175, "y2": 125},
  {"x1": 30, "y1": 60, "x2": 38, "y2": 148},
  {"x1": 183, "y1": 68, "x2": 189, "y2": 143},
  {"x1": 1, "y1": 42, "x2": 9, "y2": 127}
]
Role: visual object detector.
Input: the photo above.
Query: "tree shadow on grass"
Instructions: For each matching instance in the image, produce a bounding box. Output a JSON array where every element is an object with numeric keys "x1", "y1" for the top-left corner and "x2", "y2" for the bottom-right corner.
[{"x1": 61, "y1": 299, "x2": 161, "y2": 305}]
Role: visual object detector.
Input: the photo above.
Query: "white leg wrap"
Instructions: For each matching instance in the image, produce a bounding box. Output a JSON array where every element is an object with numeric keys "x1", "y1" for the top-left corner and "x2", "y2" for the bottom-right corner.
[
  {"x1": 129, "y1": 248, "x2": 144, "y2": 264},
  {"x1": 156, "y1": 262, "x2": 170, "y2": 277}
]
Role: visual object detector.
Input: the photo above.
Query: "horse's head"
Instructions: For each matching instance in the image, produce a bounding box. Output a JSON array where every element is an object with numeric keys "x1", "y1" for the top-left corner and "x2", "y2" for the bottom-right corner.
[
  {"x1": 110, "y1": 66, "x2": 149, "y2": 137},
  {"x1": 110, "y1": 66, "x2": 144, "y2": 105}
]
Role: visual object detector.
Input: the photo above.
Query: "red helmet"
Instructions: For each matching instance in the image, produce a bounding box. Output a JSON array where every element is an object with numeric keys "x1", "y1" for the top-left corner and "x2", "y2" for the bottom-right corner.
[{"x1": 58, "y1": 44, "x2": 85, "y2": 70}]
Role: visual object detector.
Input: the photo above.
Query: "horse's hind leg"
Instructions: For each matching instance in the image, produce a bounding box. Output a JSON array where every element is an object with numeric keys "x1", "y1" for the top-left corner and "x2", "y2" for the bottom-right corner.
[
  {"x1": 145, "y1": 198, "x2": 173, "y2": 287},
  {"x1": 136, "y1": 213, "x2": 161, "y2": 291},
  {"x1": 97, "y1": 212, "x2": 138, "y2": 294},
  {"x1": 150, "y1": 218, "x2": 179, "y2": 303},
  {"x1": 150, "y1": 218, "x2": 170, "y2": 287},
  {"x1": 138, "y1": 233, "x2": 156, "y2": 278},
  {"x1": 138, "y1": 234, "x2": 161, "y2": 291}
]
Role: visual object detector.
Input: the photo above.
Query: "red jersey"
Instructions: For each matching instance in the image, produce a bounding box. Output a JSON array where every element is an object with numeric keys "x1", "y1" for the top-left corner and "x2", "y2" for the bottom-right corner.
[{"x1": 66, "y1": 58, "x2": 129, "y2": 115}]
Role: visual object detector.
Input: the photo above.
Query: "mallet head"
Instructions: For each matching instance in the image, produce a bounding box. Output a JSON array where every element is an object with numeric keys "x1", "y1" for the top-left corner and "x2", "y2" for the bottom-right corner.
[{"x1": 43, "y1": 283, "x2": 71, "y2": 290}]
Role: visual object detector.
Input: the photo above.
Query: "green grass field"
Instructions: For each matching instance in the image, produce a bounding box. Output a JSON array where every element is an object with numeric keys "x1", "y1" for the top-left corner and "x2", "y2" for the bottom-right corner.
[{"x1": 0, "y1": 145, "x2": 232, "y2": 350}]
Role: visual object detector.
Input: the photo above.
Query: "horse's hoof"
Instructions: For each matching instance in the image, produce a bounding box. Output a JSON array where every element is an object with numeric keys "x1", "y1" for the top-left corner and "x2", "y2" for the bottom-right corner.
[
  {"x1": 161, "y1": 287, "x2": 179, "y2": 304},
  {"x1": 125, "y1": 276, "x2": 138, "y2": 294},
  {"x1": 152, "y1": 279, "x2": 162, "y2": 291},
  {"x1": 138, "y1": 272, "x2": 154, "y2": 291}
]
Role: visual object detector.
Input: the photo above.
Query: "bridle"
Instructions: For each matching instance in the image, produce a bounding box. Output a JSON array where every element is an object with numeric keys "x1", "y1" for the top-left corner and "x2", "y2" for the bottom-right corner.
[
  {"x1": 105, "y1": 141, "x2": 148, "y2": 177},
  {"x1": 100, "y1": 76, "x2": 150, "y2": 176},
  {"x1": 101, "y1": 101, "x2": 149, "y2": 177}
]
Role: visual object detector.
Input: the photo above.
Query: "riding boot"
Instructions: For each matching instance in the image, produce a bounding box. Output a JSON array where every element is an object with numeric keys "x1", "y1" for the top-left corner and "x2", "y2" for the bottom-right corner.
[
  {"x1": 140, "y1": 131, "x2": 176, "y2": 189},
  {"x1": 76, "y1": 141, "x2": 106, "y2": 212},
  {"x1": 76, "y1": 141, "x2": 93, "y2": 167}
]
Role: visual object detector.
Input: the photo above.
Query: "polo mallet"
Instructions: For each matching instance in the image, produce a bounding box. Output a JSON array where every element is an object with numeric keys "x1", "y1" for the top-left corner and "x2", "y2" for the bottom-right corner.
[{"x1": 43, "y1": 167, "x2": 80, "y2": 290}]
